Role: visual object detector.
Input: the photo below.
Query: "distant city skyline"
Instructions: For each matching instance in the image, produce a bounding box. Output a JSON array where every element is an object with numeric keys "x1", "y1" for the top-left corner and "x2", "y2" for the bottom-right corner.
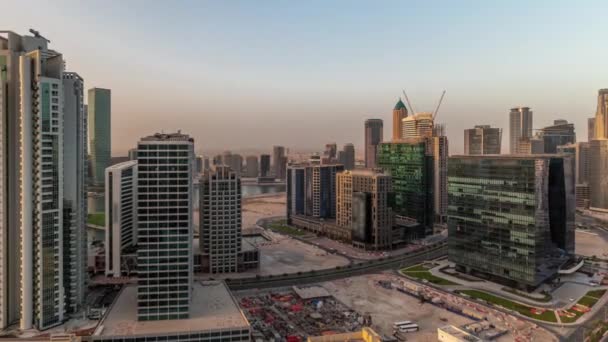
[{"x1": 3, "y1": 1, "x2": 606, "y2": 155}]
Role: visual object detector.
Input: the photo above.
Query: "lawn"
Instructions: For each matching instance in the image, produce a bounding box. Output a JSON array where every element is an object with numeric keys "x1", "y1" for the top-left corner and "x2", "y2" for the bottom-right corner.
[
  {"x1": 265, "y1": 220, "x2": 307, "y2": 237},
  {"x1": 457, "y1": 290, "x2": 557, "y2": 322},
  {"x1": 87, "y1": 212, "x2": 105, "y2": 226},
  {"x1": 502, "y1": 287, "x2": 552, "y2": 303},
  {"x1": 560, "y1": 289, "x2": 607, "y2": 323},
  {"x1": 400, "y1": 264, "x2": 458, "y2": 286}
]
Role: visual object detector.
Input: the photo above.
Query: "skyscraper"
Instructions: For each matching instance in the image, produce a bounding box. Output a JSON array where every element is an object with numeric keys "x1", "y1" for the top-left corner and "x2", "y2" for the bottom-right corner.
[
  {"x1": 588, "y1": 118, "x2": 596, "y2": 141},
  {"x1": 260, "y1": 154, "x2": 271, "y2": 177},
  {"x1": 431, "y1": 126, "x2": 449, "y2": 223},
  {"x1": 105, "y1": 161, "x2": 137, "y2": 277},
  {"x1": 245, "y1": 155, "x2": 259, "y2": 178},
  {"x1": 541, "y1": 120, "x2": 576, "y2": 153},
  {"x1": 88, "y1": 87, "x2": 111, "y2": 186},
  {"x1": 448, "y1": 155, "x2": 575, "y2": 289},
  {"x1": 0, "y1": 30, "x2": 89, "y2": 330},
  {"x1": 62, "y1": 72, "x2": 88, "y2": 314},
  {"x1": 324, "y1": 143, "x2": 337, "y2": 162},
  {"x1": 286, "y1": 163, "x2": 344, "y2": 221},
  {"x1": 464, "y1": 125, "x2": 502, "y2": 155},
  {"x1": 364, "y1": 119, "x2": 383, "y2": 168},
  {"x1": 589, "y1": 139, "x2": 608, "y2": 210},
  {"x1": 136, "y1": 132, "x2": 193, "y2": 321},
  {"x1": 377, "y1": 139, "x2": 433, "y2": 236},
  {"x1": 594, "y1": 89, "x2": 608, "y2": 139},
  {"x1": 516, "y1": 136, "x2": 544, "y2": 154},
  {"x1": 336, "y1": 170, "x2": 393, "y2": 250},
  {"x1": 392, "y1": 98, "x2": 408, "y2": 141},
  {"x1": 273, "y1": 145, "x2": 287, "y2": 180},
  {"x1": 509, "y1": 107, "x2": 533, "y2": 154},
  {"x1": 199, "y1": 166, "x2": 242, "y2": 273},
  {"x1": 341, "y1": 143, "x2": 355, "y2": 170}
]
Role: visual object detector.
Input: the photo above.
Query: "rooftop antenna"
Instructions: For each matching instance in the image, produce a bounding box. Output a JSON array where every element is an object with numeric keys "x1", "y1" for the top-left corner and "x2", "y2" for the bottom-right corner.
[
  {"x1": 29, "y1": 29, "x2": 50, "y2": 43},
  {"x1": 433, "y1": 90, "x2": 446, "y2": 120},
  {"x1": 402, "y1": 89, "x2": 417, "y2": 114}
]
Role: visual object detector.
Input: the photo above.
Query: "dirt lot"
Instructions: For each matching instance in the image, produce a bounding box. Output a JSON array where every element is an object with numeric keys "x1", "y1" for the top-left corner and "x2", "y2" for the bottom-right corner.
[{"x1": 323, "y1": 273, "x2": 473, "y2": 340}]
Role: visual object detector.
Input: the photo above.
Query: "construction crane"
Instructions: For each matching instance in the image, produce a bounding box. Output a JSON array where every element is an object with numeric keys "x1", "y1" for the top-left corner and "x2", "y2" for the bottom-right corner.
[
  {"x1": 433, "y1": 90, "x2": 446, "y2": 120},
  {"x1": 29, "y1": 29, "x2": 50, "y2": 43},
  {"x1": 402, "y1": 89, "x2": 417, "y2": 114}
]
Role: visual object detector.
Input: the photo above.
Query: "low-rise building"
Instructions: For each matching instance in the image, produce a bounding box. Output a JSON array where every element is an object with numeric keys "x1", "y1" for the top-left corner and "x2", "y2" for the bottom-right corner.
[{"x1": 92, "y1": 281, "x2": 251, "y2": 342}]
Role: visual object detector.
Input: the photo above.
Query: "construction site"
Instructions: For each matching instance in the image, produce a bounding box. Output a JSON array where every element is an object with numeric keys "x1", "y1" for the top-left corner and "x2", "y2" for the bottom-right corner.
[{"x1": 237, "y1": 286, "x2": 371, "y2": 341}]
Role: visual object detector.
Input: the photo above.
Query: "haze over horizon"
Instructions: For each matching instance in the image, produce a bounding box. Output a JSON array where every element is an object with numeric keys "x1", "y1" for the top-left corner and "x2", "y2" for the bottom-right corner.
[{"x1": 3, "y1": 0, "x2": 607, "y2": 156}]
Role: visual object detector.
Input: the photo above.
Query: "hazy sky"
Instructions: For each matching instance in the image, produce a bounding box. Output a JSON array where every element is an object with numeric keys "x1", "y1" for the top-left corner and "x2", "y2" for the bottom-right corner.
[{"x1": 3, "y1": 0, "x2": 607, "y2": 156}]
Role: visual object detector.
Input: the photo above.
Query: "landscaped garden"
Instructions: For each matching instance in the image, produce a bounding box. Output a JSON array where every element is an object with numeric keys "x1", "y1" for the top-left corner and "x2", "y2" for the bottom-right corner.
[
  {"x1": 400, "y1": 264, "x2": 458, "y2": 286},
  {"x1": 456, "y1": 289, "x2": 557, "y2": 322}
]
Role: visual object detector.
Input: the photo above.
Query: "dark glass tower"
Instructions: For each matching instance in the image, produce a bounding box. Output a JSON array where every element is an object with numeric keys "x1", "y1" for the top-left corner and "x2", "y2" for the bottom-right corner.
[
  {"x1": 447, "y1": 155, "x2": 575, "y2": 289},
  {"x1": 377, "y1": 139, "x2": 433, "y2": 236}
]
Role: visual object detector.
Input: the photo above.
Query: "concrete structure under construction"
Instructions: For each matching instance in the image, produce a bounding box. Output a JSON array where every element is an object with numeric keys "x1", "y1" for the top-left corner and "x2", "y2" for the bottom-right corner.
[
  {"x1": 336, "y1": 170, "x2": 393, "y2": 250},
  {"x1": 105, "y1": 161, "x2": 138, "y2": 277},
  {"x1": 448, "y1": 155, "x2": 575, "y2": 289},
  {"x1": 401, "y1": 112, "x2": 434, "y2": 139},
  {"x1": 92, "y1": 282, "x2": 251, "y2": 342}
]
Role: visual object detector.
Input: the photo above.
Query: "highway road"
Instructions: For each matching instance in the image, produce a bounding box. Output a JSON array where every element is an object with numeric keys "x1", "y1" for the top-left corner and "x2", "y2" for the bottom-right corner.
[{"x1": 226, "y1": 242, "x2": 447, "y2": 290}]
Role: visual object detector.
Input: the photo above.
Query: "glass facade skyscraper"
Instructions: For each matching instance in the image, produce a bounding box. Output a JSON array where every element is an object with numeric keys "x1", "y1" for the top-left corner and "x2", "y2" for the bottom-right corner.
[
  {"x1": 88, "y1": 87, "x2": 111, "y2": 186},
  {"x1": 448, "y1": 155, "x2": 575, "y2": 289},
  {"x1": 377, "y1": 139, "x2": 433, "y2": 235},
  {"x1": 136, "y1": 132, "x2": 193, "y2": 321}
]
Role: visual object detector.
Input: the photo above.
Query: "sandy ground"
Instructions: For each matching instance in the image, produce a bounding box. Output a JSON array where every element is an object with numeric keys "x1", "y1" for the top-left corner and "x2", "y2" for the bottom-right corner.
[
  {"x1": 323, "y1": 273, "x2": 474, "y2": 340},
  {"x1": 575, "y1": 229, "x2": 608, "y2": 258},
  {"x1": 323, "y1": 273, "x2": 558, "y2": 342},
  {"x1": 242, "y1": 193, "x2": 286, "y2": 230}
]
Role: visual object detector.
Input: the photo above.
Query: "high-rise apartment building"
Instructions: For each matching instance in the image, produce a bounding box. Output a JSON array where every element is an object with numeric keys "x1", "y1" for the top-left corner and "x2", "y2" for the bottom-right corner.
[
  {"x1": 260, "y1": 154, "x2": 271, "y2": 177},
  {"x1": 105, "y1": 161, "x2": 137, "y2": 277},
  {"x1": 588, "y1": 118, "x2": 596, "y2": 141},
  {"x1": 336, "y1": 170, "x2": 393, "y2": 250},
  {"x1": 286, "y1": 163, "x2": 344, "y2": 222},
  {"x1": 464, "y1": 125, "x2": 502, "y2": 155},
  {"x1": 364, "y1": 119, "x2": 383, "y2": 168},
  {"x1": 195, "y1": 155, "x2": 204, "y2": 175},
  {"x1": 509, "y1": 107, "x2": 533, "y2": 154},
  {"x1": 402, "y1": 113, "x2": 434, "y2": 139},
  {"x1": 199, "y1": 166, "x2": 242, "y2": 273},
  {"x1": 273, "y1": 145, "x2": 287, "y2": 180},
  {"x1": 341, "y1": 143, "x2": 355, "y2": 170},
  {"x1": 231, "y1": 153, "x2": 243, "y2": 176},
  {"x1": 392, "y1": 98, "x2": 408, "y2": 141},
  {"x1": 324, "y1": 143, "x2": 337, "y2": 161},
  {"x1": 88, "y1": 87, "x2": 111, "y2": 186},
  {"x1": 377, "y1": 139, "x2": 433, "y2": 236},
  {"x1": 541, "y1": 120, "x2": 576, "y2": 153},
  {"x1": 0, "y1": 31, "x2": 89, "y2": 330},
  {"x1": 448, "y1": 155, "x2": 575, "y2": 289},
  {"x1": 62, "y1": 72, "x2": 88, "y2": 314},
  {"x1": 128, "y1": 148, "x2": 138, "y2": 161},
  {"x1": 245, "y1": 155, "x2": 259, "y2": 178},
  {"x1": 515, "y1": 136, "x2": 544, "y2": 154},
  {"x1": 430, "y1": 128, "x2": 449, "y2": 223},
  {"x1": 136, "y1": 132, "x2": 193, "y2": 321},
  {"x1": 594, "y1": 89, "x2": 608, "y2": 139}
]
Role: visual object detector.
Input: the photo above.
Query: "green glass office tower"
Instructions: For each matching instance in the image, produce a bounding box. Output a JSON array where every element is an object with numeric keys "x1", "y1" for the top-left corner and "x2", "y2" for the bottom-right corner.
[
  {"x1": 377, "y1": 139, "x2": 433, "y2": 237},
  {"x1": 88, "y1": 87, "x2": 111, "y2": 186},
  {"x1": 448, "y1": 155, "x2": 575, "y2": 289}
]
